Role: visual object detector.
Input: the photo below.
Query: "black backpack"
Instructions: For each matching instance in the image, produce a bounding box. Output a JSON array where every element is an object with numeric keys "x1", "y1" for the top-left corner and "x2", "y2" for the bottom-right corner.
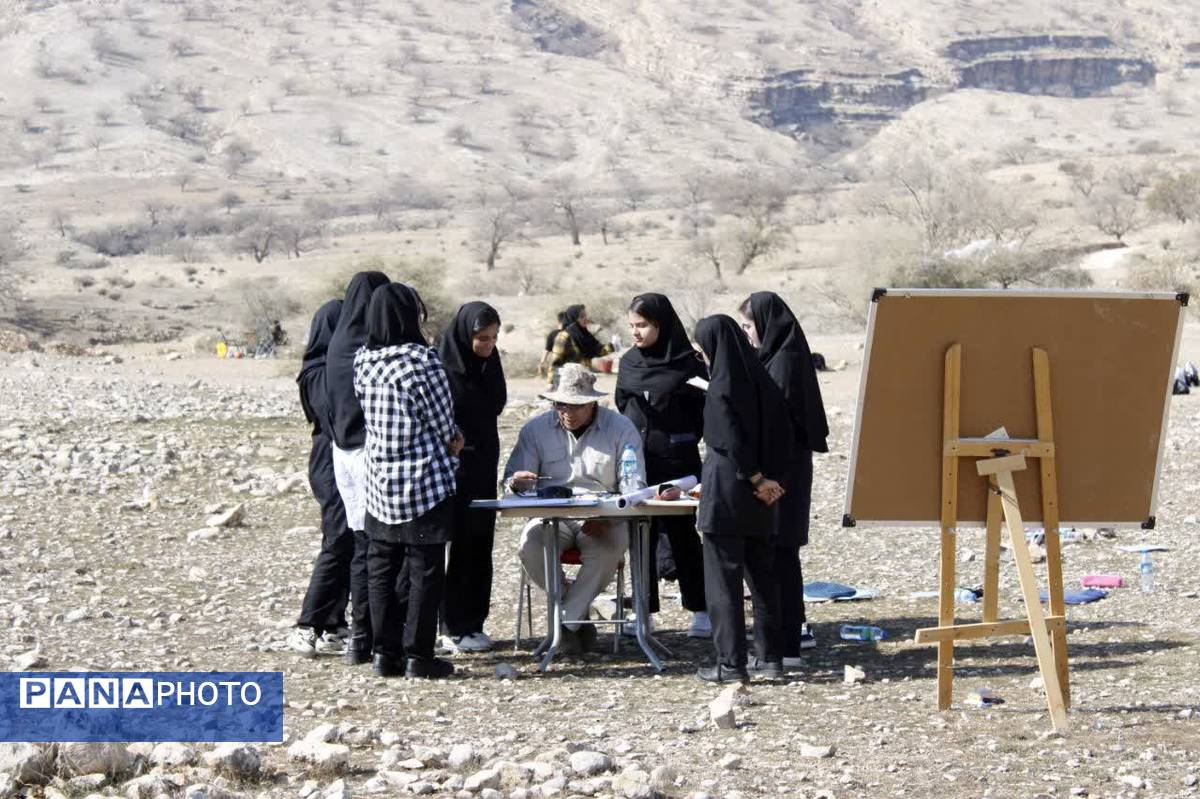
[{"x1": 811, "y1": 352, "x2": 827, "y2": 372}]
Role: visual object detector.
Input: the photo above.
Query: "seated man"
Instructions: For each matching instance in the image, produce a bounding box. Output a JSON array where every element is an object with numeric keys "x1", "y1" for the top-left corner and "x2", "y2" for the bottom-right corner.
[{"x1": 504, "y1": 363, "x2": 646, "y2": 654}]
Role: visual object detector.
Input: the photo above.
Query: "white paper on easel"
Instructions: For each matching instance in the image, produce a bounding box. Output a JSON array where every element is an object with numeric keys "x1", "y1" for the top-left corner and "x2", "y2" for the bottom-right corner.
[{"x1": 686, "y1": 376, "x2": 709, "y2": 392}]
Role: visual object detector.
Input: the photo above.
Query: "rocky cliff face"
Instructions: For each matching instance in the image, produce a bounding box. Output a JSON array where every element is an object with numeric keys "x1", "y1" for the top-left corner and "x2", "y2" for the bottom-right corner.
[{"x1": 751, "y1": 32, "x2": 1156, "y2": 142}]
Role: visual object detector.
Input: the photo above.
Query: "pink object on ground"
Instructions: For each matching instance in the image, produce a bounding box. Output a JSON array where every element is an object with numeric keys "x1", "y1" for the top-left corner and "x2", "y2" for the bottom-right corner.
[{"x1": 1081, "y1": 574, "x2": 1124, "y2": 588}]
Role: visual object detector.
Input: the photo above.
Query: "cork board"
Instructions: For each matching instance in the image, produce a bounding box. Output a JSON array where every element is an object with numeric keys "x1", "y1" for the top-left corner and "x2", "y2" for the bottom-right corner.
[{"x1": 844, "y1": 290, "x2": 1186, "y2": 527}]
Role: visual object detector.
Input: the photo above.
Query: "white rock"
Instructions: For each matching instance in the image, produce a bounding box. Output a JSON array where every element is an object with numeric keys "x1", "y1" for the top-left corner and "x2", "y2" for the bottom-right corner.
[
  {"x1": 799, "y1": 743, "x2": 836, "y2": 759},
  {"x1": 844, "y1": 665, "x2": 866, "y2": 685},
  {"x1": 1119, "y1": 775, "x2": 1145, "y2": 790},
  {"x1": 288, "y1": 740, "x2": 350, "y2": 773},
  {"x1": 57, "y1": 743, "x2": 132, "y2": 778},
  {"x1": 12, "y1": 649, "x2": 46, "y2": 670},
  {"x1": 464, "y1": 769, "x2": 500, "y2": 791},
  {"x1": 202, "y1": 744, "x2": 260, "y2": 780},
  {"x1": 568, "y1": 751, "x2": 612, "y2": 776},
  {"x1": 649, "y1": 765, "x2": 677, "y2": 791},
  {"x1": 122, "y1": 773, "x2": 182, "y2": 799},
  {"x1": 286, "y1": 526, "x2": 320, "y2": 536},
  {"x1": 186, "y1": 527, "x2": 222, "y2": 544},
  {"x1": 305, "y1": 723, "x2": 340, "y2": 744},
  {"x1": 321, "y1": 778, "x2": 351, "y2": 799},
  {"x1": 718, "y1": 754, "x2": 741, "y2": 771},
  {"x1": 150, "y1": 743, "x2": 197, "y2": 767},
  {"x1": 448, "y1": 744, "x2": 475, "y2": 771},
  {"x1": 495, "y1": 663, "x2": 519, "y2": 680},
  {"x1": 709, "y1": 683, "x2": 746, "y2": 730},
  {"x1": 206, "y1": 503, "x2": 245, "y2": 528}
]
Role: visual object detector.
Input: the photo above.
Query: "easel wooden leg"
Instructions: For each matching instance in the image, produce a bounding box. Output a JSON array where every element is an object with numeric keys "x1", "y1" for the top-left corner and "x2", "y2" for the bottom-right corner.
[
  {"x1": 982, "y1": 487, "x2": 1002, "y2": 623},
  {"x1": 993, "y1": 470, "x2": 1069, "y2": 732},
  {"x1": 1033, "y1": 347, "x2": 1070, "y2": 708},
  {"x1": 937, "y1": 344, "x2": 962, "y2": 710}
]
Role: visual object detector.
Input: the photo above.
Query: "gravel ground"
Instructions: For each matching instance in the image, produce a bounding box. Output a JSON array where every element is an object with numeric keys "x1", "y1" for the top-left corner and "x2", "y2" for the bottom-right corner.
[{"x1": 0, "y1": 341, "x2": 1197, "y2": 799}]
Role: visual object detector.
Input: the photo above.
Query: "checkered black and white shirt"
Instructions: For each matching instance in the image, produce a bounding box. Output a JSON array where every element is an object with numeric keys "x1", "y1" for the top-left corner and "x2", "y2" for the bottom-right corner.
[{"x1": 353, "y1": 343, "x2": 460, "y2": 525}]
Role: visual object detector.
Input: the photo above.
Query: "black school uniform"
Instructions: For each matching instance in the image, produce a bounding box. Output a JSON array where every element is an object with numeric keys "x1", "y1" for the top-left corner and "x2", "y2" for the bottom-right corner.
[
  {"x1": 438, "y1": 302, "x2": 507, "y2": 638},
  {"x1": 616, "y1": 293, "x2": 707, "y2": 613},
  {"x1": 694, "y1": 315, "x2": 794, "y2": 670},
  {"x1": 295, "y1": 299, "x2": 353, "y2": 635},
  {"x1": 748, "y1": 292, "x2": 829, "y2": 657}
]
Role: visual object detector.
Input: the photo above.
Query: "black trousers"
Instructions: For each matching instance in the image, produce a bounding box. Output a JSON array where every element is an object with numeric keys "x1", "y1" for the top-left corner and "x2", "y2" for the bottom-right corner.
[
  {"x1": 703, "y1": 533, "x2": 781, "y2": 669},
  {"x1": 348, "y1": 528, "x2": 374, "y2": 654},
  {"x1": 367, "y1": 537, "x2": 445, "y2": 661},
  {"x1": 647, "y1": 517, "x2": 706, "y2": 613},
  {"x1": 442, "y1": 501, "x2": 496, "y2": 637},
  {"x1": 297, "y1": 436, "x2": 352, "y2": 633},
  {"x1": 776, "y1": 546, "x2": 808, "y2": 657}
]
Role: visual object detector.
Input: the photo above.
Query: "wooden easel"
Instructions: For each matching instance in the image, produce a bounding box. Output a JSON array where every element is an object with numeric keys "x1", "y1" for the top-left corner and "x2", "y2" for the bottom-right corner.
[{"x1": 914, "y1": 344, "x2": 1070, "y2": 732}]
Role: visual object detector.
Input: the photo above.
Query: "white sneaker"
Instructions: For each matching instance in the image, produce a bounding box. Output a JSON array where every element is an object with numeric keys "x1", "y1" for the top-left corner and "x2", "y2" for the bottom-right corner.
[
  {"x1": 621, "y1": 614, "x2": 655, "y2": 636},
  {"x1": 315, "y1": 629, "x2": 347, "y2": 655},
  {"x1": 287, "y1": 626, "x2": 318, "y2": 658},
  {"x1": 799, "y1": 622, "x2": 817, "y2": 650},
  {"x1": 783, "y1": 655, "x2": 805, "y2": 669},
  {"x1": 452, "y1": 632, "x2": 494, "y2": 652},
  {"x1": 688, "y1": 611, "x2": 713, "y2": 639}
]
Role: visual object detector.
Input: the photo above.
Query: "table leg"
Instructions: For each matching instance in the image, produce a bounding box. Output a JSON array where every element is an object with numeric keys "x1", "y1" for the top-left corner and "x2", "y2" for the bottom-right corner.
[
  {"x1": 630, "y1": 518, "x2": 665, "y2": 671},
  {"x1": 537, "y1": 519, "x2": 563, "y2": 672}
]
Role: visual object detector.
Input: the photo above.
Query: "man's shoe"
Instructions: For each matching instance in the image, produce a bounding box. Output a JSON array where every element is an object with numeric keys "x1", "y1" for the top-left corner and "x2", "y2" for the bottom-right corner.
[
  {"x1": 372, "y1": 653, "x2": 405, "y2": 678},
  {"x1": 748, "y1": 657, "x2": 784, "y2": 680},
  {"x1": 688, "y1": 611, "x2": 713, "y2": 639},
  {"x1": 405, "y1": 656, "x2": 455, "y2": 679},
  {"x1": 696, "y1": 664, "x2": 749, "y2": 684},
  {"x1": 799, "y1": 623, "x2": 817, "y2": 650},
  {"x1": 344, "y1": 638, "x2": 372, "y2": 665},
  {"x1": 315, "y1": 629, "x2": 348, "y2": 656},
  {"x1": 287, "y1": 626, "x2": 318, "y2": 658},
  {"x1": 782, "y1": 655, "x2": 806, "y2": 670}
]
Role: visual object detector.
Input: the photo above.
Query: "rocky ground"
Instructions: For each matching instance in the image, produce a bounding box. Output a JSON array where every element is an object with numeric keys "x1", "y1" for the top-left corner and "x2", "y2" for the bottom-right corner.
[{"x1": 1, "y1": 338, "x2": 1198, "y2": 799}]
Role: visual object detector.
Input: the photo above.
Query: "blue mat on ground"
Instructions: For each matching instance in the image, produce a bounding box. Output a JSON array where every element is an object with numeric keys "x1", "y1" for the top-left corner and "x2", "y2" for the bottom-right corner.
[
  {"x1": 1040, "y1": 588, "x2": 1108, "y2": 605},
  {"x1": 804, "y1": 582, "x2": 857, "y2": 601}
]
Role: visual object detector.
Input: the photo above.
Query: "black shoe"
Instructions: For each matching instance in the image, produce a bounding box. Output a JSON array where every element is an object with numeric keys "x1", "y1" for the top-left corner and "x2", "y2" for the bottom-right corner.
[
  {"x1": 799, "y1": 623, "x2": 817, "y2": 650},
  {"x1": 696, "y1": 664, "x2": 749, "y2": 684},
  {"x1": 576, "y1": 623, "x2": 597, "y2": 653},
  {"x1": 405, "y1": 656, "x2": 455, "y2": 679},
  {"x1": 372, "y1": 653, "x2": 405, "y2": 677},
  {"x1": 557, "y1": 627, "x2": 583, "y2": 656},
  {"x1": 748, "y1": 657, "x2": 784, "y2": 680},
  {"x1": 344, "y1": 638, "x2": 373, "y2": 665}
]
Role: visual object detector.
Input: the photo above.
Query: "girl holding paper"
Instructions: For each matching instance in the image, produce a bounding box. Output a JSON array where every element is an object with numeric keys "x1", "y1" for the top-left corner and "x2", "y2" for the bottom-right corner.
[
  {"x1": 616, "y1": 293, "x2": 710, "y2": 638},
  {"x1": 739, "y1": 292, "x2": 829, "y2": 664}
]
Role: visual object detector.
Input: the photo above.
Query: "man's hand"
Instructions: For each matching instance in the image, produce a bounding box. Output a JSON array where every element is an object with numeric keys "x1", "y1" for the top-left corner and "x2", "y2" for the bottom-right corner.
[
  {"x1": 508, "y1": 471, "x2": 539, "y2": 493},
  {"x1": 656, "y1": 486, "x2": 683, "y2": 501},
  {"x1": 753, "y1": 478, "x2": 785, "y2": 506},
  {"x1": 447, "y1": 432, "x2": 465, "y2": 457}
]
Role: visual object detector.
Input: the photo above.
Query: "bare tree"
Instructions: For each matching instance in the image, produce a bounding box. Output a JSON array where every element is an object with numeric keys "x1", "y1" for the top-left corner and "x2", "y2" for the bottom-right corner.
[
  {"x1": 0, "y1": 219, "x2": 27, "y2": 295},
  {"x1": 1085, "y1": 191, "x2": 1143, "y2": 243},
  {"x1": 232, "y1": 211, "x2": 277, "y2": 262},
  {"x1": 447, "y1": 123, "x2": 472, "y2": 147},
  {"x1": 144, "y1": 199, "x2": 176, "y2": 227},
  {"x1": 717, "y1": 172, "x2": 791, "y2": 274},
  {"x1": 1146, "y1": 171, "x2": 1200, "y2": 224},
  {"x1": 85, "y1": 131, "x2": 106, "y2": 153},
  {"x1": 328, "y1": 123, "x2": 350, "y2": 146},
  {"x1": 168, "y1": 36, "x2": 197, "y2": 57},
  {"x1": 95, "y1": 107, "x2": 114, "y2": 127},
  {"x1": 474, "y1": 70, "x2": 495, "y2": 95},
  {"x1": 1061, "y1": 161, "x2": 1097, "y2": 198},
  {"x1": 49, "y1": 208, "x2": 73, "y2": 238},
  {"x1": 218, "y1": 190, "x2": 244, "y2": 215},
  {"x1": 176, "y1": 170, "x2": 195, "y2": 193},
  {"x1": 546, "y1": 174, "x2": 587, "y2": 246},
  {"x1": 33, "y1": 95, "x2": 52, "y2": 113},
  {"x1": 690, "y1": 233, "x2": 724, "y2": 279},
  {"x1": 615, "y1": 170, "x2": 648, "y2": 211},
  {"x1": 277, "y1": 216, "x2": 323, "y2": 258},
  {"x1": 473, "y1": 191, "x2": 521, "y2": 271},
  {"x1": 222, "y1": 138, "x2": 255, "y2": 177},
  {"x1": 1112, "y1": 163, "x2": 1156, "y2": 200}
]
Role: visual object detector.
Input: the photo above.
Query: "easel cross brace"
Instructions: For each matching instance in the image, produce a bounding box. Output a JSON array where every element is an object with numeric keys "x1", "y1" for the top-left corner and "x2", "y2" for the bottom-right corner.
[{"x1": 914, "y1": 344, "x2": 1071, "y2": 732}]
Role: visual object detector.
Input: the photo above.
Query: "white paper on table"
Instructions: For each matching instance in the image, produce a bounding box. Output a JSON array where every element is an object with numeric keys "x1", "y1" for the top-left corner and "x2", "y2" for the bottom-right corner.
[
  {"x1": 599, "y1": 475, "x2": 699, "y2": 509},
  {"x1": 686, "y1": 376, "x2": 709, "y2": 391}
]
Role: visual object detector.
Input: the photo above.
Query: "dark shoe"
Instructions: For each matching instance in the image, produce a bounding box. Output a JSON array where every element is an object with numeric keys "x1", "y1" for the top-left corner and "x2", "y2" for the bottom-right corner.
[
  {"x1": 405, "y1": 656, "x2": 455, "y2": 679},
  {"x1": 696, "y1": 664, "x2": 749, "y2": 684},
  {"x1": 372, "y1": 653, "x2": 405, "y2": 677},
  {"x1": 557, "y1": 627, "x2": 583, "y2": 656},
  {"x1": 344, "y1": 639, "x2": 372, "y2": 665},
  {"x1": 748, "y1": 657, "x2": 784, "y2": 680},
  {"x1": 799, "y1": 622, "x2": 817, "y2": 650},
  {"x1": 576, "y1": 623, "x2": 597, "y2": 653}
]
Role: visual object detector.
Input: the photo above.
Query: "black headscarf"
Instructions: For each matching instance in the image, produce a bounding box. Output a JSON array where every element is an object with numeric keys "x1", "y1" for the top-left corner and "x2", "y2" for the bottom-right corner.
[
  {"x1": 748, "y1": 292, "x2": 829, "y2": 453},
  {"x1": 366, "y1": 283, "x2": 427, "y2": 349},
  {"x1": 438, "y1": 301, "x2": 507, "y2": 418},
  {"x1": 297, "y1": 299, "x2": 342, "y2": 427},
  {"x1": 695, "y1": 314, "x2": 792, "y2": 479},
  {"x1": 617, "y1": 293, "x2": 705, "y2": 411},
  {"x1": 326, "y1": 270, "x2": 390, "y2": 448},
  {"x1": 563, "y1": 304, "x2": 605, "y2": 360}
]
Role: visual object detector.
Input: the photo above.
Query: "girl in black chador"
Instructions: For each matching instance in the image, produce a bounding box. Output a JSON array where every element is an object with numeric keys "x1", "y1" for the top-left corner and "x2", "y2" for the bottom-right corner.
[{"x1": 437, "y1": 302, "x2": 507, "y2": 653}]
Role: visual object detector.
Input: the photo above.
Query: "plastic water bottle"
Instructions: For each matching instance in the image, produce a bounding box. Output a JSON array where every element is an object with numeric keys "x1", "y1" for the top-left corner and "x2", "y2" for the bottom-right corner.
[
  {"x1": 954, "y1": 587, "x2": 979, "y2": 604},
  {"x1": 619, "y1": 443, "x2": 639, "y2": 494},
  {"x1": 839, "y1": 624, "x2": 887, "y2": 642},
  {"x1": 1139, "y1": 553, "x2": 1154, "y2": 594}
]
